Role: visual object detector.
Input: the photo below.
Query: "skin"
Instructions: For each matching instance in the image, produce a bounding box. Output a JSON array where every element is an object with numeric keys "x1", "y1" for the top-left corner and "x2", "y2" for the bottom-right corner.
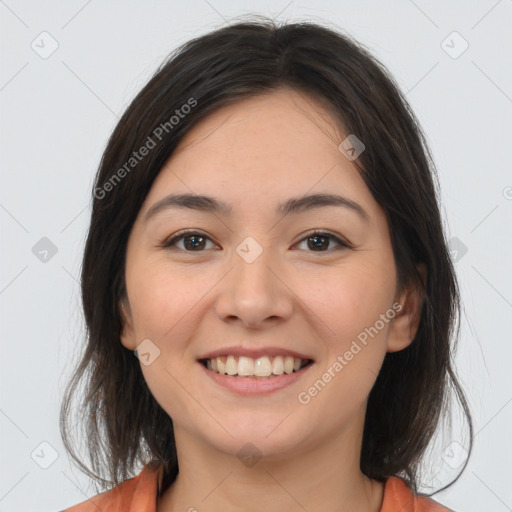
[{"x1": 120, "y1": 87, "x2": 425, "y2": 512}]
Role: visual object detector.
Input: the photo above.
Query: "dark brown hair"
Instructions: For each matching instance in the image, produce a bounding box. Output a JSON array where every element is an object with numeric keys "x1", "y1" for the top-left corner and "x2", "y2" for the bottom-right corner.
[{"x1": 60, "y1": 15, "x2": 473, "y2": 497}]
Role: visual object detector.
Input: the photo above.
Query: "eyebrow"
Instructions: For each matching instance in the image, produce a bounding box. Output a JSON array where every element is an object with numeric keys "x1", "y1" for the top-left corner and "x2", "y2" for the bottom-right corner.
[{"x1": 143, "y1": 192, "x2": 370, "y2": 223}]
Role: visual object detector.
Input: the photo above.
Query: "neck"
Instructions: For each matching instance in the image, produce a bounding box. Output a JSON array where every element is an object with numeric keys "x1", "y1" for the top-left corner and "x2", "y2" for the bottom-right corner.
[{"x1": 157, "y1": 412, "x2": 384, "y2": 512}]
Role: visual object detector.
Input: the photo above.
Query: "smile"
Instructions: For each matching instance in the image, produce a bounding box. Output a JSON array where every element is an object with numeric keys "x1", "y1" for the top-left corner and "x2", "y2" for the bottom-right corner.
[
  {"x1": 198, "y1": 351, "x2": 315, "y2": 395},
  {"x1": 201, "y1": 355, "x2": 313, "y2": 378}
]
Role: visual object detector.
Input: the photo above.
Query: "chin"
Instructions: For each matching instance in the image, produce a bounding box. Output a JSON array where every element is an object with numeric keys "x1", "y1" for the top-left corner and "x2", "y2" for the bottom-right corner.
[{"x1": 196, "y1": 414, "x2": 312, "y2": 461}]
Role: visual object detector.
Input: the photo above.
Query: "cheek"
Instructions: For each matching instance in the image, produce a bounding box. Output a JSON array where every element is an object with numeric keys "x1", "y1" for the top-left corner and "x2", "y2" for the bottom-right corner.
[
  {"x1": 295, "y1": 259, "x2": 396, "y2": 349},
  {"x1": 129, "y1": 264, "x2": 208, "y2": 424},
  {"x1": 126, "y1": 260, "x2": 205, "y2": 341},
  {"x1": 295, "y1": 263, "x2": 395, "y2": 422}
]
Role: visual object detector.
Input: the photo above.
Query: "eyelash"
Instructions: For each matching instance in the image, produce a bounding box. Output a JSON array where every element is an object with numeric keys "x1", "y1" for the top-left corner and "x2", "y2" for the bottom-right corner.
[{"x1": 159, "y1": 229, "x2": 352, "y2": 253}]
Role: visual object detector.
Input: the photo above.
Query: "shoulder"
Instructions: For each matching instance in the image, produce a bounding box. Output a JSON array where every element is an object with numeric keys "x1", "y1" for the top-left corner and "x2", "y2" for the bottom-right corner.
[
  {"x1": 381, "y1": 476, "x2": 455, "y2": 512},
  {"x1": 60, "y1": 463, "x2": 162, "y2": 512}
]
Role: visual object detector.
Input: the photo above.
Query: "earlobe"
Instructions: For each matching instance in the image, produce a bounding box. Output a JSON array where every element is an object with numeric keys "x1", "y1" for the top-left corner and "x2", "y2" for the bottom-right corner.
[
  {"x1": 119, "y1": 299, "x2": 136, "y2": 351},
  {"x1": 386, "y1": 263, "x2": 427, "y2": 353}
]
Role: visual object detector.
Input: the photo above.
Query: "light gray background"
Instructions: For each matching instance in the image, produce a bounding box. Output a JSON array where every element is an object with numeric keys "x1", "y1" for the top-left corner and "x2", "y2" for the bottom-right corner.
[{"x1": 1, "y1": 1, "x2": 511, "y2": 511}]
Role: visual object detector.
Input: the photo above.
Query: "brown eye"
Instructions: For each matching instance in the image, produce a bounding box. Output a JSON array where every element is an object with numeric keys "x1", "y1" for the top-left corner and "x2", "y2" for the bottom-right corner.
[
  {"x1": 161, "y1": 229, "x2": 350, "y2": 253},
  {"x1": 162, "y1": 231, "x2": 217, "y2": 251},
  {"x1": 295, "y1": 231, "x2": 350, "y2": 252}
]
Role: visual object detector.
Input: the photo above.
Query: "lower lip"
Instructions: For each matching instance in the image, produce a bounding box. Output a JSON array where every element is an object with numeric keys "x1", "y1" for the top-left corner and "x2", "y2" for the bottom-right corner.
[{"x1": 199, "y1": 361, "x2": 314, "y2": 395}]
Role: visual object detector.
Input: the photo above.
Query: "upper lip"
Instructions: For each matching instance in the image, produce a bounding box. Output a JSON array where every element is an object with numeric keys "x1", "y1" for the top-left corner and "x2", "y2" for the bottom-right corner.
[{"x1": 199, "y1": 346, "x2": 314, "y2": 361}]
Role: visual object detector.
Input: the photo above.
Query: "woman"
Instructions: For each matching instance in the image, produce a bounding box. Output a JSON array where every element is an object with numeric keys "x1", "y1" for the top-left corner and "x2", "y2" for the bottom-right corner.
[{"x1": 60, "y1": 16, "x2": 473, "y2": 511}]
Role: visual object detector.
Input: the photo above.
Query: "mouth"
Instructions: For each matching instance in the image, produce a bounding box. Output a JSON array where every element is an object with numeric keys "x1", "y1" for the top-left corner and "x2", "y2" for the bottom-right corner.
[{"x1": 199, "y1": 355, "x2": 314, "y2": 379}]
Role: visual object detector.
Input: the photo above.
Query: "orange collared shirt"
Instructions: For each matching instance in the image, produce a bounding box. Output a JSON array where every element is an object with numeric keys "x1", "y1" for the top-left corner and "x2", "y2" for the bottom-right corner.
[{"x1": 61, "y1": 464, "x2": 453, "y2": 511}]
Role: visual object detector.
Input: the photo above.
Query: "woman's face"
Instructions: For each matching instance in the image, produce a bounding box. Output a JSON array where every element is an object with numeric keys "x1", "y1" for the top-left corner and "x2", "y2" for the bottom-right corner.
[{"x1": 120, "y1": 87, "x2": 417, "y2": 460}]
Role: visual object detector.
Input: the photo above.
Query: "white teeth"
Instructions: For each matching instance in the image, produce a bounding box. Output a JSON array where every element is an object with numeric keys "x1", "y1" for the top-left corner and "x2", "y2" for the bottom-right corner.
[
  {"x1": 238, "y1": 356, "x2": 254, "y2": 376},
  {"x1": 254, "y1": 356, "x2": 272, "y2": 376},
  {"x1": 272, "y1": 356, "x2": 284, "y2": 375},
  {"x1": 204, "y1": 355, "x2": 310, "y2": 378},
  {"x1": 284, "y1": 356, "x2": 294, "y2": 374},
  {"x1": 225, "y1": 355, "x2": 237, "y2": 375}
]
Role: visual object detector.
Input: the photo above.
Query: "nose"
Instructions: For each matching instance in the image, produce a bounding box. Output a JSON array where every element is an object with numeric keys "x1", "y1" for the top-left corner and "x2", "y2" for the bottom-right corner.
[{"x1": 213, "y1": 243, "x2": 294, "y2": 329}]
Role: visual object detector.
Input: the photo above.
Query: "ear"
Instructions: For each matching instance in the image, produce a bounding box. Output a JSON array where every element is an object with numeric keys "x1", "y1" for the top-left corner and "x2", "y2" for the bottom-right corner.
[
  {"x1": 119, "y1": 298, "x2": 137, "y2": 351},
  {"x1": 386, "y1": 263, "x2": 427, "y2": 353}
]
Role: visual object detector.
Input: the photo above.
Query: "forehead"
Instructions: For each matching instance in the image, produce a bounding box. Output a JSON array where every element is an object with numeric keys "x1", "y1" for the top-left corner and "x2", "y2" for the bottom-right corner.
[
  {"x1": 140, "y1": 88, "x2": 379, "y2": 222},
  {"x1": 174, "y1": 87, "x2": 345, "y2": 164}
]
